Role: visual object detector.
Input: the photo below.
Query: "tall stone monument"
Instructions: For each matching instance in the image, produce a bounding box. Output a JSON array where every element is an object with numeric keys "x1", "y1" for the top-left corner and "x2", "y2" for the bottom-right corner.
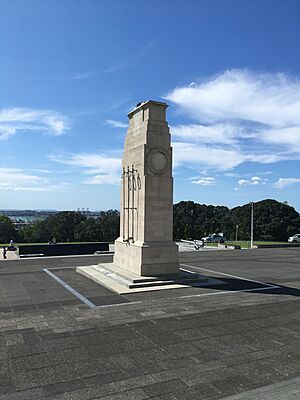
[
  {"x1": 78, "y1": 101, "x2": 206, "y2": 293},
  {"x1": 113, "y1": 100, "x2": 179, "y2": 276}
]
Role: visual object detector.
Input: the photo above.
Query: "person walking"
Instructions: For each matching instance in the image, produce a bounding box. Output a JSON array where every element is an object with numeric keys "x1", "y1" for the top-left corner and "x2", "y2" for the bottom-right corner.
[{"x1": 2, "y1": 247, "x2": 7, "y2": 259}]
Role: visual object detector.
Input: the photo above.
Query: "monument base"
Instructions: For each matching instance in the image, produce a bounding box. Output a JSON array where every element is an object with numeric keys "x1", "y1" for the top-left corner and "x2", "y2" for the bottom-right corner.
[
  {"x1": 113, "y1": 238, "x2": 179, "y2": 276},
  {"x1": 76, "y1": 263, "x2": 213, "y2": 294}
]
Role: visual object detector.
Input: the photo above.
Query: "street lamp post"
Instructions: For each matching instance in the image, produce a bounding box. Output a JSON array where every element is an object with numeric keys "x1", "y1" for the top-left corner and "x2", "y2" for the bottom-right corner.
[
  {"x1": 250, "y1": 202, "x2": 254, "y2": 249},
  {"x1": 235, "y1": 224, "x2": 239, "y2": 242}
]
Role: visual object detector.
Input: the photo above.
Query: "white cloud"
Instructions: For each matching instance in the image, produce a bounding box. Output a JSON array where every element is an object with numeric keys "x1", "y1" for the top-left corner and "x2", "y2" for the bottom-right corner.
[
  {"x1": 172, "y1": 142, "x2": 245, "y2": 171},
  {"x1": 49, "y1": 153, "x2": 121, "y2": 174},
  {"x1": 0, "y1": 185, "x2": 65, "y2": 192},
  {"x1": 191, "y1": 177, "x2": 215, "y2": 186},
  {"x1": 0, "y1": 108, "x2": 70, "y2": 140},
  {"x1": 166, "y1": 70, "x2": 300, "y2": 173},
  {"x1": 224, "y1": 172, "x2": 240, "y2": 177},
  {"x1": 0, "y1": 167, "x2": 42, "y2": 187},
  {"x1": 0, "y1": 167, "x2": 67, "y2": 192},
  {"x1": 238, "y1": 176, "x2": 268, "y2": 186},
  {"x1": 172, "y1": 142, "x2": 280, "y2": 172},
  {"x1": 31, "y1": 169, "x2": 54, "y2": 174},
  {"x1": 166, "y1": 70, "x2": 300, "y2": 126},
  {"x1": 273, "y1": 178, "x2": 300, "y2": 189},
  {"x1": 106, "y1": 119, "x2": 128, "y2": 128},
  {"x1": 82, "y1": 175, "x2": 120, "y2": 185},
  {"x1": 171, "y1": 123, "x2": 239, "y2": 145},
  {"x1": 49, "y1": 153, "x2": 122, "y2": 185},
  {"x1": 260, "y1": 126, "x2": 300, "y2": 152}
]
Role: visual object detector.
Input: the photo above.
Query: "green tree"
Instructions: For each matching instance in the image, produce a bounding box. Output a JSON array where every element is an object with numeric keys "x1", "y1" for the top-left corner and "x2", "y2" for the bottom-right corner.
[
  {"x1": 96, "y1": 210, "x2": 120, "y2": 242},
  {"x1": 74, "y1": 218, "x2": 103, "y2": 242},
  {"x1": 173, "y1": 199, "x2": 300, "y2": 241},
  {"x1": 231, "y1": 199, "x2": 300, "y2": 241},
  {"x1": 45, "y1": 211, "x2": 87, "y2": 242},
  {"x1": 173, "y1": 201, "x2": 231, "y2": 240},
  {"x1": 74, "y1": 210, "x2": 120, "y2": 242},
  {"x1": 18, "y1": 220, "x2": 49, "y2": 243},
  {"x1": 21, "y1": 211, "x2": 87, "y2": 243},
  {"x1": 0, "y1": 216, "x2": 17, "y2": 243}
]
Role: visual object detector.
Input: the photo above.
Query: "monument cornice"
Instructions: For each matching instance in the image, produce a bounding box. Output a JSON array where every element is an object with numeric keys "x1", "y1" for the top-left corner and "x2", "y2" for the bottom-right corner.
[{"x1": 127, "y1": 100, "x2": 168, "y2": 118}]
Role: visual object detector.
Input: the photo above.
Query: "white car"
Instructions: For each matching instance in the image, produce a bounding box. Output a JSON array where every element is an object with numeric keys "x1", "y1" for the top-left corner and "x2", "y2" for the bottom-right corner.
[
  {"x1": 288, "y1": 234, "x2": 300, "y2": 243},
  {"x1": 201, "y1": 234, "x2": 225, "y2": 243}
]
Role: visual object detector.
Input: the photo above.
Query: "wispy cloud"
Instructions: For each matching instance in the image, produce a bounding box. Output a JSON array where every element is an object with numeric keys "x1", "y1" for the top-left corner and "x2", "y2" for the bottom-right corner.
[
  {"x1": 273, "y1": 178, "x2": 300, "y2": 189},
  {"x1": 166, "y1": 70, "x2": 300, "y2": 126},
  {"x1": 64, "y1": 66, "x2": 122, "y2": 81},
  {"x1": 0, "y1": 108, "x2": 70, "y2": 140},
  {"x1": 82, "y1": 175, "x2": 120, "y2": 185},
  {"x1": 106, "y1": 119, "x2": 128, "y2": 128},
  {"x1": 49, "y1": 152, "x2": 122, "y2": 185},
  {"x1": 190, "y1": 177, "x2": 215, "y2": 186},
  {"x1": 0, "y1": 185, "x2": 67, "y2": 192},
  {"x1": 0, "y1": 167, "x2": 67, "y2": 192},
  {"x1": 172, "y1": 123, "x2": 239, "y2": 145},
  {"x1": 30, "y1": 169, "x2": 54, "y2": 174},
  {"x1": 224, "y1": 172, "x2": 240, "y2": 178},
  {"x1": 72, "y1": 41, "x2": 154, "y2": 80},
  {"x1": 33, "y1": 41, "x2": 155, "y2": 81},
  {"x1": 0, "y1": 167, "x2": 42, "y2": 186},
  {"x1": 166, "y1": 70, "x2": 300, "y2": 174},
  {"x1": 172, "y1": 142, "x2": 246, "y2": 171},
  {"x1": 238, "y1": 176, "x2": 267, "y2": 186}
]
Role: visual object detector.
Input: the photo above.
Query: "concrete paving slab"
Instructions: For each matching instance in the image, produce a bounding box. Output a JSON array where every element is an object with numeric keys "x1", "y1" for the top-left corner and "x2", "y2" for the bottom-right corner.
[
  {"x1": 0, "y1": 248, "x2": 299, "y2": 399},
  {"x1": 220, "y1": 376, "x2": 300, "y2": 399}
]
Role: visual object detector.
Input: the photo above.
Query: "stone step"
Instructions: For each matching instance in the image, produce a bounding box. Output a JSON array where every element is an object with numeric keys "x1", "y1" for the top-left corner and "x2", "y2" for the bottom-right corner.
[
  {"x1": 77, "y1": 264, "x2": 210, "y2": 294},
  {"x1": 95, "y1": 264, "x2": 206, "y2": 288},
  {"x1": 102, "y1": 263, "x2": 200, "y2": 284}
]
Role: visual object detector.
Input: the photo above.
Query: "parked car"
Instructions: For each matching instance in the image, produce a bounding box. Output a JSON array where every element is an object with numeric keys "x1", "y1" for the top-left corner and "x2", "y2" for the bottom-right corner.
[
  {"x1": 201, "y1": 234, "x2": 226, "y2": 243},
  {"x1": 288, "y1": 234, "x2": 300, "y2": 243}
]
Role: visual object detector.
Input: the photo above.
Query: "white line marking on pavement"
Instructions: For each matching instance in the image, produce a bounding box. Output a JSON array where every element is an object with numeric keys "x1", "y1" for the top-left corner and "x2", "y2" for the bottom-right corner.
[
  {"x1": 95, "y1": 284, "x2": 280, "y2": 309},
  {"x1": 181, "y1": 264, "x2": 276, "y2": 287},
  {"x1": 42, "y1": 265, "x2": 280, "y2": 310},
  {"x1": 43, "y1": 268, "x2": 97, "y2": 309},
  {"x1": 95, "y1": 263, "x2": 280, "y2": 308}
]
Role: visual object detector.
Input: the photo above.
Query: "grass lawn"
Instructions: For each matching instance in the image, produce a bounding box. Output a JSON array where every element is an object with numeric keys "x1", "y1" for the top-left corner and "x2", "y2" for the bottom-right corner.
[
  {"x1": 225, "y1": 241, "x2": 287, "y2": 248},
  {"x1": 205, "y1": 241, "x2": 287, "y2": 249}
]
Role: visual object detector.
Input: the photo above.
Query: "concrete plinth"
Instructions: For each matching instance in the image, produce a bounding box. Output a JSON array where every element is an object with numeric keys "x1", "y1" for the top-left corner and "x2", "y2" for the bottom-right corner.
[
  {"x1": 77, "y1": 263, "x2": 215, "y2": 294},
  {"x1": 113, "y1": 239, "x2": 179, "y2": 276}
]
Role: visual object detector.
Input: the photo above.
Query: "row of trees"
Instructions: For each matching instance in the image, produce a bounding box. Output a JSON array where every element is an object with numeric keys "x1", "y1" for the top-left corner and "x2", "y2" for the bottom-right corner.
[
  {"x1": 1, "y1": 199, "x2": 300, "y2": 244},
  {"x1": 174, "y1": 199, "x2": 300, "y2": 241},
  {"x1": 0, "y1": 210, "x2": 119, "y2": 244}
]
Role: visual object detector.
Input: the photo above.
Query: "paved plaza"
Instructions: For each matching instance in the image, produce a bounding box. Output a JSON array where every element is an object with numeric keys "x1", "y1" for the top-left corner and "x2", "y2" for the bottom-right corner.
[{"x1": 0, "y1": 248, "x2": 299, "y2": 399}]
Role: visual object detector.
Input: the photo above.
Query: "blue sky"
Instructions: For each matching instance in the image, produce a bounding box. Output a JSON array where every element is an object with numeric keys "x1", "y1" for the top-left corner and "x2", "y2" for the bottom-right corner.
[{"x1": 1, "y1": 0, "x2": 300, "y2": 211}]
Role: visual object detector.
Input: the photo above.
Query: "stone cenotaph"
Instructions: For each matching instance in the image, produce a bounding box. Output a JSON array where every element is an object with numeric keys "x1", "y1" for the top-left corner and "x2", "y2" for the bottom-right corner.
[
  {"x1": 114, "y1": 100, "x2": 179, "y2": 276},
  {"x1": 78, "y1": 101, "x2": 204, "y2": 292}
]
